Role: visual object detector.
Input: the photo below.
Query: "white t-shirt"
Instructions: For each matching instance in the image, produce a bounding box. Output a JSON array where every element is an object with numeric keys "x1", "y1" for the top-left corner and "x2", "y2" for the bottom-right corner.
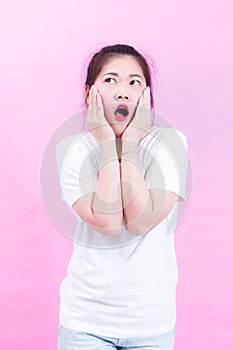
[{"x1": 56, "y1": 125, "x2": 188, "y2": 338}]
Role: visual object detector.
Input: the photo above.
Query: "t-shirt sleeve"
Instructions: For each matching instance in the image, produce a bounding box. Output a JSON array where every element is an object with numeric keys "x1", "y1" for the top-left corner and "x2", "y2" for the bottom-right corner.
[
  {"x1": 145, "y1": 128, "x2": 189, "y2": 201},
  {"x1": 56, "y1": 135, "x2": 98, "y2": 208}
]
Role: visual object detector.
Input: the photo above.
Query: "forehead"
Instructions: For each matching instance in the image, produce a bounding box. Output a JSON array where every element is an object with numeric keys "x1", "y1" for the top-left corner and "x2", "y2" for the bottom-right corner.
[{"x1": 100, "y1": 55, "x2": 145, "y2": 77}]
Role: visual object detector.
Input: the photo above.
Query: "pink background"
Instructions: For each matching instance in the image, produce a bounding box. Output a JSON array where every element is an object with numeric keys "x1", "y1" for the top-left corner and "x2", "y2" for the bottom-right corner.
[{"x1": 1, "y1": 1, "x2": 232, "y2": 349}]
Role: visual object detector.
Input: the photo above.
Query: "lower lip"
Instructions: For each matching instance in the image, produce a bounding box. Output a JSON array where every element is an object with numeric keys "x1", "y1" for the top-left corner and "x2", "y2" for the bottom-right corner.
[{"x1": 114, "y1": 114, "x2": 129, "y2": 121}]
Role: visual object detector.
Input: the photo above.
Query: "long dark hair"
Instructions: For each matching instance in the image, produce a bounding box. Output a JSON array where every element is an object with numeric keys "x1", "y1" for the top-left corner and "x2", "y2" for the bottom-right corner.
[{"x1": 84, "y1": 44, "x2": 155, "y2": 108}]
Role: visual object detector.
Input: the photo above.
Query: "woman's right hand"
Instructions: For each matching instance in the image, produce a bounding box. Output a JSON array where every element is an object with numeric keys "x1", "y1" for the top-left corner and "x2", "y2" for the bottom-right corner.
[{"x1": 86, "y1": 85, "x2": 115, "y2": 143}]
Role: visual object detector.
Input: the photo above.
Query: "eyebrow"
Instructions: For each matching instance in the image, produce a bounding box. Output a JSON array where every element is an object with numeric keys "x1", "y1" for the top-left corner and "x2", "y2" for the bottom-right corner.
[{"x1": 103, "y1": 72, "x2": 144, "y2": 79}]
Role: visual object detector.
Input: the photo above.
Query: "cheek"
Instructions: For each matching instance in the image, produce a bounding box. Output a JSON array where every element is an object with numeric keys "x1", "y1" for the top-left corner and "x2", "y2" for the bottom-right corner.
[
  {"x1": 96, "y1": 88, "x2": 111, "y2": 104},
  {"x1": 132, "y1": 91, "x2": 143, "y2": 104},
  {"x1": 134, "y1": 85, "x2": 146, "y2": 100},
  {"x1": 100, "y1": 94, "x2": 108, "y2": 104}
]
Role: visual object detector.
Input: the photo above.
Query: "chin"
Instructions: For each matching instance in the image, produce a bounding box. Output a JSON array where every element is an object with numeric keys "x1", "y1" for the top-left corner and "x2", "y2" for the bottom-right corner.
[{"x1": 110, "y1": 123, "x2": 128, "y2": 138}]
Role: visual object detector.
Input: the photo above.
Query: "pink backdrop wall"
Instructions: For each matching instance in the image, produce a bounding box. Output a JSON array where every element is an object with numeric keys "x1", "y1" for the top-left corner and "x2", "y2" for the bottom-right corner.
[{"x1": 1, "y1": 1, "x2": 232, "y2": 349}]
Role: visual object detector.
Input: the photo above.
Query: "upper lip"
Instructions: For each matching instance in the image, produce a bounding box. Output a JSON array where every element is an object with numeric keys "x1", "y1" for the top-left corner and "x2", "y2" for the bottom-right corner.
[{"x1": 114, "y1": 104, "x2": 129, "y2": 112}]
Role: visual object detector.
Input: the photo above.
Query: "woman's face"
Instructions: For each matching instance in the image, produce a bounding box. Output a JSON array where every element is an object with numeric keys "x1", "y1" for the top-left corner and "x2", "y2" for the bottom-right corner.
[{"x1": 87, "y1": 55, "x2": 147, "y2": 137}]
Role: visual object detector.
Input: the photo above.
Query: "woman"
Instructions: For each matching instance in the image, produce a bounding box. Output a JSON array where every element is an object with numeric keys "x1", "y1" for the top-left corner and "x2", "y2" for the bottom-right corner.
[{"x1": 57, "y1": 44, "x2": 188, "y2": 349}]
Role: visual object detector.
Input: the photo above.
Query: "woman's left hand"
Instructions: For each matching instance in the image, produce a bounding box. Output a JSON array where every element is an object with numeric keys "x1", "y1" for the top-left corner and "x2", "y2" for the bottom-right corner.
[{"x1": 121, "y1": 86, "x2": 152, "y2": 144}]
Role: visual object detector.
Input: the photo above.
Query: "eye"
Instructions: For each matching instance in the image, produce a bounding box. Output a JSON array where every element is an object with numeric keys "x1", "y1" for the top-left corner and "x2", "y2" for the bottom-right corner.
[
  {"x1": 104, "y1": 77, "x2": 116, "y2": 84},
  {"x1": 130, "y1": 79, "x2": 141, "y2": 86}
]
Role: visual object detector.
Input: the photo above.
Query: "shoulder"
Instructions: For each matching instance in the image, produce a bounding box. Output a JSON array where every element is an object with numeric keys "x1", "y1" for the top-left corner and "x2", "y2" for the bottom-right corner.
[
  {"x1": 56, "y1": 132, "x2": 99, "y2": 176},
  {"x1": 56, "y1": 131, "x2": 98, "y2": 156},
  {"x1": 143, "y1": 126, "x2": 188, "y2": 150},
  {"x1": 146, "y1": 125, "x2": 187, "y2": 140}
]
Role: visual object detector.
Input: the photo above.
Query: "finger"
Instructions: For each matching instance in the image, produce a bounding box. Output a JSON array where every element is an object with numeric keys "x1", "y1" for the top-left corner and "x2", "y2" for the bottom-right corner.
[
  {"x1": 92, "y1": 85, "x2": 98, "y2": 122},
  {"x1": 96, "y1": 92, "x2": 105, "y2": 124},
  {"x1": 141, "y1": 86, "x2": 149, "y2": 109},
  {"x1": 130, "y1": 95, "x2": 143, "y2": 128},
  {"x1": 86, "y1": 86, "x2": 94, "y2": 125},
  {"x1": 88, "y1": 85, "x2": 95, "y2": 108},
  {"x1": 140, "y1": 88, "x2": 150, "y2": 128},
  {"x1": 145, "y1": 86, "x2": 151, "y2": 110},
  {"x1": 87, "y1": 85, "x2": 97, "y2": 128},
  {"x1": 96, "y1": 90, "x2": 102, "y2": 105},
  {"x1": 96, "y1": 92, "x2": 105, "y2": 126},
  {"x1": 138, "y1": 94, "x2": 143, "y2": 108},
  {"x1": 141, "y1": 89, "x2": 146, "y2": 110},
  {"x1": 145, "y1": 89, "x2": 152, "y2": 126}
]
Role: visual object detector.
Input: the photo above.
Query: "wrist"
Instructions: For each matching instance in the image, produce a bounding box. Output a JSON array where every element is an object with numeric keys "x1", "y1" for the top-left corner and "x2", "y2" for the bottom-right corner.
[
  {"x1": 121, "y1": 135, "x2": 140, "y2": 144},
  {"x1": 99, "y1": 140, "x2": 118, "y2": 164},
  {"x1": 121, "y1": 140, "x2": 142, "y2": 170},
  {"x1": 121, "y1": 139, "x2": 139, "y2": 153},
  {"x1": 100, "y1": 133, "x2": 116, "y2": 143}
]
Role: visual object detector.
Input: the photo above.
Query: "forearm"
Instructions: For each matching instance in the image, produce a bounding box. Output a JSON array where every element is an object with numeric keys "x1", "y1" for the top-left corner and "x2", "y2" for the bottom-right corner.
[
  {"x1": 120, "y1": 140, "x2": 153, "y2": 235},
  {"x1": 92, "y1": 140, "x2": 123, "y2": 233}
]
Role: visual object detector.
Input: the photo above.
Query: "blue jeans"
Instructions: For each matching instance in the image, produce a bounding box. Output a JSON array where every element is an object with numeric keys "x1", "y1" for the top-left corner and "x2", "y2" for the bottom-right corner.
[{"x1": 57, "y1": 323, "x2": 176, "y2": 349}]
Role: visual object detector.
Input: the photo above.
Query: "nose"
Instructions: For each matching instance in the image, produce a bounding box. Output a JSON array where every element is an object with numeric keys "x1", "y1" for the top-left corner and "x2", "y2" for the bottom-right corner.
[{"x1": 114, "y1": 88, "x2": 129, "y2": 101}]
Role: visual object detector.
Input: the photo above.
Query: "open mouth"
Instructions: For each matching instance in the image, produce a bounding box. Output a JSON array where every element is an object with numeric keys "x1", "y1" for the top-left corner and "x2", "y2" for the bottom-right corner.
[{"x1": 114, "y1": 104, "x2": 129, "y2": 120}]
